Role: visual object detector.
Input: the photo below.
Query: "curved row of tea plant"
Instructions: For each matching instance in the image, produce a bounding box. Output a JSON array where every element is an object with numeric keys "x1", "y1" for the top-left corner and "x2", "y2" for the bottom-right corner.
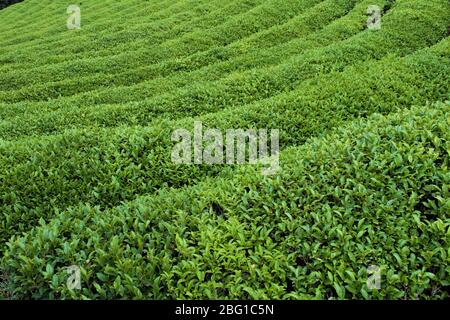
[
  {"x1": 0, "y1": 0, "x2": 339, "y2": 96},
  {"x1": 0, "y1": 0, "x2": 307, "y2": 75},
  {"x1": 0, "y1": 37, "x2": 448, "y2": 247},
  {"x1": 0, "y1": 0, "x2": 446, "y2": 138},
  {"x1": 0, "y1": 0, "x2": 214, "y2": 51},
  {"x1": 0, "y1": 0, "x2": 252, "y2": 73},
  {"x1": 0, "y1": 0, "x2": 368, "y2": 114},
  {"x1": 0, "y1": 0, "x2": 448, "y2": 300},
  {"x1": 2, "y1": 101, "x2": 448, "y2": 299}
]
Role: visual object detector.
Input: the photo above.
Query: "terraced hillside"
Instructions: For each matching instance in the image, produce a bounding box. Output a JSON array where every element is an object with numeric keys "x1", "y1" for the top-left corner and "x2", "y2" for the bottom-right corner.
[{"x1": 0, "y1": 0, "x2": 449, "y2": 299}]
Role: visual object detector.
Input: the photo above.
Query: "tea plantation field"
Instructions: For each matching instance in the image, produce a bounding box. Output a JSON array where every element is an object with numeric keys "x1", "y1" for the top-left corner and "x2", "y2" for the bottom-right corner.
[{"x1": 0, "y1": 0, "x2": 449, "y2": 299}]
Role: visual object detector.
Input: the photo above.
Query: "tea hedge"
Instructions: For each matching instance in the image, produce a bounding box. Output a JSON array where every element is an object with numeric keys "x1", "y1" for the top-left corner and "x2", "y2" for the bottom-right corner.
[
  {"x1": 0, "y1": 0, "x2": 446, "y2": 134},
  {"x1": 0, "y1": 0, "x2": 243, "y2": 76},
  {"x1": 0, "y1": 0, "x2": 306, "y2": 79},
  {"x1": 0, "y1": 0, "x2": 368, "y2": 122},
  {"x1": 0, "y1": 0, "x2": 448, "y2": 300},
  {"x1": 0, "y1": 37, "x2": 448, "y2": 248},
  {"x1": 0, "y1": 0, "x2": 217, "y2": 55},
  {"x1": 0, "y1": 0, "x2": 336, "y2": 97},
  {"x1": 0, "y1": 0, "x2": 365, "y2": 120},
  {"x1": 2, "y1": 102, "x2": 448, "y2": 299}
]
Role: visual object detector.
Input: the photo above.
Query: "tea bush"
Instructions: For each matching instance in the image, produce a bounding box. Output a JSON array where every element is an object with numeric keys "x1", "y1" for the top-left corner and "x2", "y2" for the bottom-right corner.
[
  {"x1": 2, "y1": 102, "x2": 448, "y2": 299},
  {"x1": 0, "y1": 0, "x2": 447, "y2": 135},
  {"x1": 0, "y1": 0, "x2": 367, "y2": 116},
  {"x1": 0, "y1": 0, "x2": 448, "y2": 299},
  {"x1": 0, "y1": 38, "x2": 448, "y2": 249}
]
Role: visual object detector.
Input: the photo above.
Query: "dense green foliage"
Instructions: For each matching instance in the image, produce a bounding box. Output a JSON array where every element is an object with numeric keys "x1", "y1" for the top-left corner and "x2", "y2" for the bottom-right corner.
[
  {"x1": 3, "y1": 102, "x2": 449, "y2": 299},
  {"x1": 0, "y1": 0, "x2": 449, "y2": 299}
]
